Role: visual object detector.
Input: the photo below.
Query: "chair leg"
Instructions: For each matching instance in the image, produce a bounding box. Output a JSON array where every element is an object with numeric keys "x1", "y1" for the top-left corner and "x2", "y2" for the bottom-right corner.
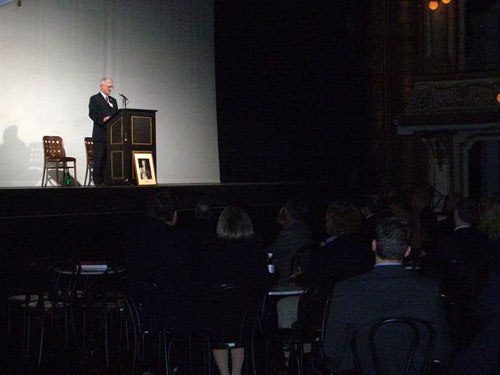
[
  {"x1": 38, "y1": 309, "x2": 46, "y2": 367},
  {"x1": 41, "y1": 161, "x2": 46, "y2": 186},
  {"x1": 73, "y1": 162, "x2": 77, "y2": 186},
  {"x1": 104, "y1": 307, "x2": 109, "y2": 368},
  {"x1": 84, "y1": 165, "x2": 88, "y2": 186}
]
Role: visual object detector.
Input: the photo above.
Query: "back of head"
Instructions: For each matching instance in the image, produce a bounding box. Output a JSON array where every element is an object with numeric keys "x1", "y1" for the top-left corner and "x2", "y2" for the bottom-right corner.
[
  {"x1": 195, "y1": 196, "x2": 213, "y2": 221},
  {"x1": 326, "y1": 201, "x2": 362, "y2": 235},
  {"x1": 284, "y1": 199, "x2": 309, "y2": 223},
  {"x1": 358, "y1": 194, "x2": 382, "y2": 215},
  {"x1": 375, "y1": 217, "x2": 410, "y2": 261},
  {"x1": 148, "y1": 191, "x2": 177, "y2": 222},
  {"x1": 456, "y1": 198, "x2": 478, "y2": 225},
  {"x1": 216, "y1": 205, "x2": 254, "y2": 241},
  {"x1": 478, "y1": 196, "x2": 500, "y2": 241}
]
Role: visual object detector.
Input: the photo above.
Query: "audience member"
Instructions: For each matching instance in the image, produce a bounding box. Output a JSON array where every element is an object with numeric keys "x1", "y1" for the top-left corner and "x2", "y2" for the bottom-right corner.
[
  {"x1": 128, "y1": 191, "x2": 195, "y2": 333},
  {"x1": 128, "y1": 192, "x2": 196, "y2": 374},
  {"x1": 308, "y1": 201, "x2": 372, "y2": 290},
  {"x1": 192, "y1": 196, "x2": 217, "y2": 250},
  {"x1": 410, "y1": 187, "x2": 438, "y2": 254},
  {"x1": 478, "y1": 196, "x2": 500, "y2": 267},
  {"x1": 438, "y1": 192, "x2": 463, "y2": 235},
  {"x1": 387, "y1": 192, "x2": 410, "y2": 220},
  {"x1": 267, "y1": 199, "x2": 313, "y2": 281},
  {"x1": 358, "y1": 194, "x2": 383, "y2": 241},
  {"x1": 439, "y1": 198, "x2": 489, "y2": 303},
  {"x1": 277, "y1": 201, "x2": 372, "y2": 331},
  {"x1": 197, "y1": 205, "x2": 268, "y2": 375},
  {"x1": 450, "y1": 267, "x2": 500, "y2": 374},
  {"x1": 323, "y1": 217, "x2": 450, "y2": 374}
]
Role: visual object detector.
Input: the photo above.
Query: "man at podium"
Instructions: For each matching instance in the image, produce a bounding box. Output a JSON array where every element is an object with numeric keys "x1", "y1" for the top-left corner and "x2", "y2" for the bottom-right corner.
[{"x1": 88, "y1": 78, "x2": 119, "y2": 186}]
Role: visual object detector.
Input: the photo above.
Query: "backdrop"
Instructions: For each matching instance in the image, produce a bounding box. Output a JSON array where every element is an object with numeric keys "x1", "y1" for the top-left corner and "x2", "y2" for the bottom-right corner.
[{"x1": 0, "y1": 0, "x2": 219, "y2": 186}]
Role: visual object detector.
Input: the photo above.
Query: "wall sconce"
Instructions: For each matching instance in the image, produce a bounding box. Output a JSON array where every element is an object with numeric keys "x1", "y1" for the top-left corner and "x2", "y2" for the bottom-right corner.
[
  {"x1": 429, "y1": 1, "x2": 439, "y2": 11},
  {"x1": 442, "y1": 0, "x2": 451, "y2": 4},
  {"x1": 497, "y1": 93, "x2": 500, "y2": 103}
]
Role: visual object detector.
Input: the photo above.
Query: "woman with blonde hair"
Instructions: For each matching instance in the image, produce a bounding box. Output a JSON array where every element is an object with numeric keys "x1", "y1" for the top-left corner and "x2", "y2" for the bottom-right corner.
[{"x1": 198, "y1": 204, "x2": 268, "y2": 375}]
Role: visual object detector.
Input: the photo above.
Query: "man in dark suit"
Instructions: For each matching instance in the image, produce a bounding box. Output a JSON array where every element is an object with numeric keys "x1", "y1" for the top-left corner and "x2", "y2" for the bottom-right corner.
[
  {"x1": 324, "y1": 217, "x2": 450, "y2": 374},
  {"x1": 88, "y1": 78, "x2": 119, "y2": 185},
  {"x1": 358, "y1": 194, "x2": 383, "y2": 242},
  {"x1": 267, "y1": 199, "x2": 313, "y2": 281},
  {"x1": 438, "y1": 198, "x2": 489, "y2": 349}
]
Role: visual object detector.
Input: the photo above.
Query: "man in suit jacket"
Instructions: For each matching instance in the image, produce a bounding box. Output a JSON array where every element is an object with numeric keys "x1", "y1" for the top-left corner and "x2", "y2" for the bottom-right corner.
[
  {"x1": 88, "y1": 78, "x2": 119, "y2": 185},
  {"x1": 267, "y1": 199, "x2": 313, "y2": 281},
  {"x1": 324, "y1": 217, "x2": 450, "y2": 375}
]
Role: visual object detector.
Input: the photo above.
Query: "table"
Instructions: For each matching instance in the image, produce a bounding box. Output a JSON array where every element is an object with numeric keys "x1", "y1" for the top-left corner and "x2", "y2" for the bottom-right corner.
[
  {"x1": 55, "y1": 265, "x2": 125, "y2": 276},
  {"x1": 268, "y1": 282, "x2": 306, "y2": 296}
]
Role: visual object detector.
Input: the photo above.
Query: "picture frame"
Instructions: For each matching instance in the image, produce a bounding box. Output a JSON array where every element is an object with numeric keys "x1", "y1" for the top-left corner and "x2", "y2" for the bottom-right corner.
[{"x1": 132, "y1": 151, "x2": 157, "y2": 186}]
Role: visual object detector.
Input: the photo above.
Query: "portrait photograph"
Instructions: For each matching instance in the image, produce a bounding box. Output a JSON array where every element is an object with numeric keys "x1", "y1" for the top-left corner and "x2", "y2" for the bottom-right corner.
[{"x1": 132, "y1": 151, "x2": 157, "y2": 186}]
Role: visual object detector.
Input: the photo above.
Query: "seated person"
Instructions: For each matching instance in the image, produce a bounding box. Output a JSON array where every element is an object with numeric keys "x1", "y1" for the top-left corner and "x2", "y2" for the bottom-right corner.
[
  {"x1": 451, "y1": 268, "x2": 500, "y2": 375},
  {"x1": 197, "y1": 205, "x2": 268, "y2": 375},
  {"x1": 324, "y1": 217, "x2": 450, "y2": 374},
  {"x1": 267, "y1": 199, "x2": 313, "y2": 281},
  {"x1": 278, "y1": 201, "x2": 372, "y2": 330},
  {"x1": 127, "y1": 192, "x2": 196, "y2": 374},
  {"x1": 192, "y1": 196, "x2": 217, "y2": 250},
  {"x1": 358, "y1": 194, "x2": 383, "y2": 241}
]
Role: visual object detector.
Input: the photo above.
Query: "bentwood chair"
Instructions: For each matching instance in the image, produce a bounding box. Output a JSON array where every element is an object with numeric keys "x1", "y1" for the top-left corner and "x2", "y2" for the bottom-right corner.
[
  {"x1": 41, "y1": 136, "x2": 77, "y2": 186},
  {"x1": 83, "y1": 137, "x2": 94, "y2": 186},
  {"x1": 350, "y1": 317, "x2": 435, "y2": 375}
]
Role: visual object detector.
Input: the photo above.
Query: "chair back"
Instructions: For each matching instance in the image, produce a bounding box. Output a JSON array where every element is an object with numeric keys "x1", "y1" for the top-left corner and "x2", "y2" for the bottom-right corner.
[
  {"x1": 296, "y1": 284, "x2": 329, "y2": 336},
  {"x1": 442, "y1": 258, "x2": 481, "y2": 305},
  {"x1": 84, "y1": 137, "x2": 94, "y2": 162},
  {"x1": 289, "y1": 244, "x2": 315, "y2": 282},
  {"x1": 206, "y1": 284, "x2": 257, "y2": 348},
  {"x1": 43, "y1": 136, "x2": 67, "y2": 159},
  {"x1": 350, "y1": 317, "x2": 435, "y2": 375}
]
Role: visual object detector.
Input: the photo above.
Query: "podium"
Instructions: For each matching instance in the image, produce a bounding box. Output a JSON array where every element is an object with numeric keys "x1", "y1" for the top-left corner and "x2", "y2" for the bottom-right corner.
[{"x1": 104, "y1": 108, "x2": 157, "y2": 185}]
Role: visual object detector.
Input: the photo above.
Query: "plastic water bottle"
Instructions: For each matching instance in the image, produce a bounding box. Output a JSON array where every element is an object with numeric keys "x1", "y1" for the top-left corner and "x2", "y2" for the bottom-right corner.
[{"x1": 267, "y1": 253, "x2": 275, "y2": 274}]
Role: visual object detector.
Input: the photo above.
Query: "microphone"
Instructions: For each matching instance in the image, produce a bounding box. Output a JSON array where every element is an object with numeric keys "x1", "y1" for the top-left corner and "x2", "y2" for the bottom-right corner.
[{"x1": 119, "y1": 93, "x2": 129, "y2": 101}]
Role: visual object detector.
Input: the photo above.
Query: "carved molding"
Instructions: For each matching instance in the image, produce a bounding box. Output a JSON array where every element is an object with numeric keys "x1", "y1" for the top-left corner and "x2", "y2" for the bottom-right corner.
[{"x1": 404, "y1": 78, "x2": 500, "y2": 114}]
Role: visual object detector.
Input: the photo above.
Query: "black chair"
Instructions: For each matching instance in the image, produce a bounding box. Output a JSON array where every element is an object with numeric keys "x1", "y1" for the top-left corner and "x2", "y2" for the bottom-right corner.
[
  {"x1": 5, "y1": 260, "x2": 81, "y2": 371},
  {"x1": 127, "y1": 280, "x2": 201, "y2": 375},
  {"x1": 265, "y1": 284, "x2": 329, "y2": 375},
  {"x1": 350, "y1": 317, "x2": 435, "y2": 375},
  {"x1": 204, "y1": 284, "x2": 261, "y2": 375}
]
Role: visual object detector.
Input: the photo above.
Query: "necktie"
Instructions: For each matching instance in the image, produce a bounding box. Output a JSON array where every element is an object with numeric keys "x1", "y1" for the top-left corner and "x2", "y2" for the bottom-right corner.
[{"x1": 106, "y1": 96, "x2": 109, "y2": 103}]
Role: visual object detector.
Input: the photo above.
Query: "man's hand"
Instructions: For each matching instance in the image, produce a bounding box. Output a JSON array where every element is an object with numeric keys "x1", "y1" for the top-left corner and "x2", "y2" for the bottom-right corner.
[{"x1": 103, "y1": 116, "x2": 110, "y2": 122}]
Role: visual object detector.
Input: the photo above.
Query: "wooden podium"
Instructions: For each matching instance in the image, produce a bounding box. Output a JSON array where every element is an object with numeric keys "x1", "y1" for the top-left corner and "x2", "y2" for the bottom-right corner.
[{"x1": 104, "y1": 108, "x2": 157, "y2": 185}]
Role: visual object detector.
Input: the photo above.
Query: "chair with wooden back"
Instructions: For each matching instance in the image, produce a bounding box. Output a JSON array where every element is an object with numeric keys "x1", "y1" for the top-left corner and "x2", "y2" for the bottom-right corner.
[{"x1": 41, "y1": 136, "x2": 77, "y2": 186}]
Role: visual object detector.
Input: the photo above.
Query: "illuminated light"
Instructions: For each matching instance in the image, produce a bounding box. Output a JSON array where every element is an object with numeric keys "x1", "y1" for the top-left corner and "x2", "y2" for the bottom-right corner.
[
  {"x1": 429, "y1": 1, "x2": 439, "y2": 10},
  {"x1": 497, "y1": 93, "x2": 500, "y2": 103},
  {"x1": 442, "y1": 0, "x2": 451, "y2": 4}
]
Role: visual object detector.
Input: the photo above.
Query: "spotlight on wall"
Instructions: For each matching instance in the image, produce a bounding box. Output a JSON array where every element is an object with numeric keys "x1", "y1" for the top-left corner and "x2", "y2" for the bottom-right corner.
[
  {"x1": 442, "y1": 0, "x2": 451, "y2": 4},
  {"x1": 429, "y1": 1, "x2": 439, "y2": 10}
]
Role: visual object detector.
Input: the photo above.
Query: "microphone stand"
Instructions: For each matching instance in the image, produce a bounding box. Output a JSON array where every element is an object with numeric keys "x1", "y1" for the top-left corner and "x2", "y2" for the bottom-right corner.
[{"x1": 121, "y1": 97, "x2": 129, "y2": 109}]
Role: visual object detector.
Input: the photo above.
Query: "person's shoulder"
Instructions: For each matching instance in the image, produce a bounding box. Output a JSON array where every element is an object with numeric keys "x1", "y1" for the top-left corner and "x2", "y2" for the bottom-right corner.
[
  {"x1": 335, "y1": 269, "x2": 373, "y2": 290},
  {"x1": 90, "y1": 93, "x2": 101, "y2": 100}
]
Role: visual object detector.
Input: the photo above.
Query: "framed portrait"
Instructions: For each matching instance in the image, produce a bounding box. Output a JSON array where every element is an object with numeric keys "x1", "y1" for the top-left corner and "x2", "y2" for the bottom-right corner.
[{"x1": 132, "y1": 151, "x2": 157, "y2": 186}]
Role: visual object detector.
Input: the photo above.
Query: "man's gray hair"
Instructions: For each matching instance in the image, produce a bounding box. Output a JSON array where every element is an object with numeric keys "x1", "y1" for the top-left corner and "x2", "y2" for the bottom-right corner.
[{"x1": 100, "y1": 77, "x2": 112, "y2": 85}]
